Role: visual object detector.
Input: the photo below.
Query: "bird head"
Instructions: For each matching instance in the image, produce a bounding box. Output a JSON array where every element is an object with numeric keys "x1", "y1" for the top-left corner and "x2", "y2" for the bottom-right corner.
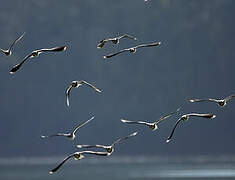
[
  {"x1": 106, "y1": 146, "x2": 114, "y2": 154},
  {"x1": 218, "y1": 100, "x2": 226, "y2": 107},
  {"x1": 74, "y1": 152, "x2": 85, "y2": 160},
  {"x1": 181, "y1": 115, "x2": 189, "y2": 121},
  {"x1": 71, "y1": 81, "x2": 80, "y2": 88},
  {"x1": 31, "y1": 51, "x2": 40, "y2": 57},
  {"x1": 5, "y1": 50, "x2": 11, "y2": 56},
  {"x1": 111, "y1": 39, "x2": 119, "y2": 44},
  {"x1": 129, "y1": 48, "x2": 136, "y2": 53},
  {"x1": 69, "y1": 134, "x2": 75, "y2": 140},
  {"x1": 150, "y1": 124, "x2": 158, "y2": 131}
]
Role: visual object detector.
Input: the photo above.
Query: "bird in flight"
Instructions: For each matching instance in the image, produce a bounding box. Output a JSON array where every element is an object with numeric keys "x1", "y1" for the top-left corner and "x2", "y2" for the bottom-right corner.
[
  {"x1": 103, "y1": 41, "x2": 161, "y2": 59},
  {"x1": 41, "y1": 116, "x2": 94, "y2": 140},
  {"x1": 66, "y1": 80, "x2": 102, "y2": 107},
  {"x1": 97, "y1": 34, "x2": 137, "y2": 49},
  {"x1": 166, "y1": 113, "x2": 216, "y2": 143},
  {"x1": 0, "y1": 32, "x2": 25, "y2": 56},
  {"x1": 121, "y1": 108, "x2": 181, "y2": 131},
  {"x1": 9, "y1": 46, "x2": 67, "y2": 74},
  {"x1": 76, "y1": 131, "x2": 138, "y2": 154},
  {"x1": 49, "y1": 150, "x2": 110, "y2": 174},
  {"x1": 189, "y1": 94, "x2": 235, "y2": 107}
]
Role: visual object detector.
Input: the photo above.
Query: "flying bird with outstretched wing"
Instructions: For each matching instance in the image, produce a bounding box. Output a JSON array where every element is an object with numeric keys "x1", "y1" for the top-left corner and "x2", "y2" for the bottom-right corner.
[
  {"x1": 76, "y1": 131, "x2": 138, "y2": 154},
  {"x1": 121, "y1": 108, "x2": 181, "y2": 131},
  {"x1": 49, "y1": 150, "x2": 109, "y2": 174},
  {"x1": 189, "y1": 94, "x2": 235, "y2": 107},
  {"x1": 0, "y1": 32, "x2": 25, "y2": 56},
  {"x1": 9, "y1": 46, "x2": 67, "y2": 74},
  {"x1": 103, "y1": 41, "x2": 161, "y2": 59},
  {"x1": 66, "y1": 80, "x2": 102, "y2": 107},
  {"x1": 97, "y1": 34, "x2": 137, "y2": 49},
  {"x1": 166, "y1": 113, "x2": 216, "y2": 143},
  {"x1": 41, "y1": 116, "x2": 94, "y2": 140}
]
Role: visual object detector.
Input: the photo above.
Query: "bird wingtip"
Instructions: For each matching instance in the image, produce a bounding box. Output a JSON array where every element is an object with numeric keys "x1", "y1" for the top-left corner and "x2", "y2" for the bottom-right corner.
[
  {"x1": 166, "y1": 139, "x2": 170, "y2": 143},
  {"x1": 49, "y1": 171, "x2": 54, "y2": 174},
  {"x1": 103, "y1": 56, "x2": 107, "y2": 59}
]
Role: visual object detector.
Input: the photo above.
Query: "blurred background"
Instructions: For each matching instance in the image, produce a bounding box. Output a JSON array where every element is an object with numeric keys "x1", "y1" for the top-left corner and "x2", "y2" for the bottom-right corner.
[{"x1": 0, "y1": 0, "x2": 235, "y2": 179}]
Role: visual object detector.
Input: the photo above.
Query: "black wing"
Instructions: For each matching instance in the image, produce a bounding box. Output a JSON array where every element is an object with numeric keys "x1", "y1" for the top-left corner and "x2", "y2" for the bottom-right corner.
[
  {"x1": 9, "y1": 53, "x2": 32, "y2": 74},
  {"x1": 49, "y1": 154, "x2": 74, "y2": 174},
  {"x1": 97, "y1": 39, "x2": 108, "y2": 49},
  {"x1": 38, "y1": 46, "x2": 67, "y2": 53},
  {"x1": 189, "y1": 98, "x2": 218, "y2": 103},
  {"x1": 166, "y1": 119, "x2": 183, "y2": 143},
  {"x1": 103, "y1": 49, "x2": 129, "y2": 59},
  {"x1": 187, "y1": 113, "x2": 216, "y2": 119},
  {"x1": 66, "y1": 85, "x2": 73, "y2": 107},
  {"x1": 77, "y1": 144, "x2": 107, "y2": 149},
  {"x1": 135, "y1": 41, "x2": 161, "y2": 49},
  {"x1": 81, "y1": 150, "x2": 110, "y2": 156},
  {"x1": 121, "y1": 119, "x2": 151, "y2": 126}
]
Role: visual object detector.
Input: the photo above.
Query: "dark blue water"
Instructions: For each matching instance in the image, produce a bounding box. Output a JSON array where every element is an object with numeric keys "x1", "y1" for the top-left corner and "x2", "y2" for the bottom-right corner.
[{"x1": 1, "y1": 156, "x2": 235, "y2": 180}]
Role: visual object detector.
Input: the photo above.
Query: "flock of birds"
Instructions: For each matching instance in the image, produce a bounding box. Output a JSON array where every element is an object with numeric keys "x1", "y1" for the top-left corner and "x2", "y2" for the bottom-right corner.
[{"x1": 1, "y1": 32, "x2": 234, "y2": 174}]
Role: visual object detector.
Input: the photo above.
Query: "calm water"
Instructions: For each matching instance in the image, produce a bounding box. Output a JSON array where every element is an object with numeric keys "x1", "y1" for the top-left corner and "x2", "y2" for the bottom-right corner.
[{"x1": 1, "y1": 156, "x2": 235, "y2": 180}]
